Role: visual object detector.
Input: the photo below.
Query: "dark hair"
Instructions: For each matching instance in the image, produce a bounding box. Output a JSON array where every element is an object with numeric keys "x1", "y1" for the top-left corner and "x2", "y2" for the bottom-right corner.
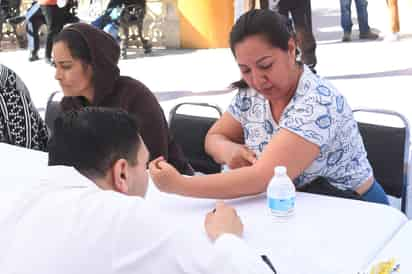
[
  {"x1": 54, "y1": 29, "x2": 92, "y2": 65},
  {"x1": 229, "y1": 9, "x2": 292, "y2": 89},
  {"x1": 230, "y1": 9, "x2": 291, "y2": 56},
  {"x1": 48, "y1": 107, "x2": 141, "y2": 179}
]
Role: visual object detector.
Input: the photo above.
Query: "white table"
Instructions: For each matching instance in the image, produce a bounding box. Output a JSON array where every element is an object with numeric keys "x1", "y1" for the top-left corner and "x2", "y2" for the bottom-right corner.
[
  {"x1": 0, "y1": 143, "x2": 408, "y2": 274},
  {"x1": 146, "y1": 184, "x2": 408, "y2": 274},
  {"x1": 0, "y1": 144, "x2": 49, "y2": 189},
  {"x1": 0, "y1": 143, "x2": 48, "y2": 165},
  {"x1": 364, "y1": 220, "x2": 412, "y2": 273}
]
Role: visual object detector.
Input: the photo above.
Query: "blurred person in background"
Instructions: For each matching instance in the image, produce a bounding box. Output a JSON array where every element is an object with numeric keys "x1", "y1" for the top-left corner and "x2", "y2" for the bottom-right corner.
[
  {"x1": 269, "y1": 0, "x2": 317, "y2": 73},
  {"x1": 25, "y1": 1, "x2": 45, "y2": 61},
  {"x1": 339, "y1": 0, "x2": 379, "y2": 42}
]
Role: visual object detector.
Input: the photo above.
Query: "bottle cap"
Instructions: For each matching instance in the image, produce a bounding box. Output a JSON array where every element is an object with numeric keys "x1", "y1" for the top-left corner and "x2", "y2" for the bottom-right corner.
[{"x1": 274, "y1": 166, "x2": 287, "y2": 176}]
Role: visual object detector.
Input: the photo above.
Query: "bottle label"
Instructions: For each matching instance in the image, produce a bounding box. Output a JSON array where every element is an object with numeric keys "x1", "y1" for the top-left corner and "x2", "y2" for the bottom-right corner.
[{"x1": 268, "y1": 197, "x2": 295, "y2": 212}]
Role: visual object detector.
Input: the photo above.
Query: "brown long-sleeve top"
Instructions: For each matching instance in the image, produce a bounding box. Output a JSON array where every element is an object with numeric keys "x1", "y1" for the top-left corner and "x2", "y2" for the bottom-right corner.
[{"x1": 59, "y1": 23, "x2": 192, "y2": 174}]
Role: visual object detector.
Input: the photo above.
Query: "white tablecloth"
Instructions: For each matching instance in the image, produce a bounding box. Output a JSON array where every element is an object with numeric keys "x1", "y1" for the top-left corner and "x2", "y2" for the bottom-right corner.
[
  {"x1": 364, "y1": 220, "x2": 412, "y2": 273},
  {"x1": 0, "y1": 143, "x2": 408, "y2": 274},
  {"x1": 0, "y1": 144, "x2": 49, "y2": 190},
  {"x1": 0, "y1": 143, "x2": 48, "y2": 163},
  {"x1": 145, "y1": 184, "x2": 407, "y2": 274}
]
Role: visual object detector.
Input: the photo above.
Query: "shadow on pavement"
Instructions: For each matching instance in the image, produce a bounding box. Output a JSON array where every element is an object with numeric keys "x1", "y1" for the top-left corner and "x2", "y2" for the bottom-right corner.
[
  {"x1": 121, "y1": 48, "x2": 196, "y2": 59},
  {"x1": 325, "y1": 67, "x2": 412, "y2": 80},
  {"x1": 312, "y1": 8, "x2": 342, "y2": 43},
  {"x1": 154, "y1": 88, "x2": 234, "y2": 102},
  {"x1": 312, "y1": 8, "x2": 386, "y2": 44}
]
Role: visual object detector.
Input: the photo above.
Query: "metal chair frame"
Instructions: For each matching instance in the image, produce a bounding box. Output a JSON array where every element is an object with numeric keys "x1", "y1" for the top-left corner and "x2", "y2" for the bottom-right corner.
[
  {"x1": 169, "y1": 102, "x2": 222, "y2": 174},
  {"x1": 44, "y1": 91, "x2": 63, "y2": 135},
  {"x1": 353, "y1": 108, "x2": 410, "y2": 212}
]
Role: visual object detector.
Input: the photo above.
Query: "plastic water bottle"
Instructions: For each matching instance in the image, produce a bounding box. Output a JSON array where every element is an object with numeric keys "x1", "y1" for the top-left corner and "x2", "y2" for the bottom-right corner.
[{"x1": 267, "y1": 166, "x2": 296, "y2": 217}]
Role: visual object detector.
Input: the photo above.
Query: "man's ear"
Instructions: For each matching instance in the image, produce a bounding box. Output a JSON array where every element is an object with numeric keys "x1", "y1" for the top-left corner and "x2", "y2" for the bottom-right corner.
[{"x1": 111, "y1": 159, "x2": 129, "y2": 194}]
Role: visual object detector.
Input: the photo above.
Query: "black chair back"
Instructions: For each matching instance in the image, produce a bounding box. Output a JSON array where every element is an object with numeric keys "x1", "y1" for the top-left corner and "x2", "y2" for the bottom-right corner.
[
  {"x1": 45, "y1": 91, "x2": 62, "y2": 136},
  {"x1": 358, "y1": 122, "x2": 405, "y2": 197},
  {"x1": 169, "y1": 102, "x2": 222, "y2": 174},
  {"x1": 354, "y1": 109, "x2": 410, "y2": 212}
]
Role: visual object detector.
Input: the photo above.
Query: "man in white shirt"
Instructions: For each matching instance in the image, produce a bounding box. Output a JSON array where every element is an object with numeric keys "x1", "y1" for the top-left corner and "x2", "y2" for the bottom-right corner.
[{"x1": 0, "y1": 107, "x2": 275, "y2": 274}]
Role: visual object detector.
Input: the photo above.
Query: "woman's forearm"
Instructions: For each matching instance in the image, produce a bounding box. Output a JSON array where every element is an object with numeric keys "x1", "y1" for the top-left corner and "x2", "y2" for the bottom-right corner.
[
  {"x1": 178, "y1": 164, "x2": 272, "y2": 199},
  {"x1": 205, "y1": 134, "x2": 238, "y2": 164}
]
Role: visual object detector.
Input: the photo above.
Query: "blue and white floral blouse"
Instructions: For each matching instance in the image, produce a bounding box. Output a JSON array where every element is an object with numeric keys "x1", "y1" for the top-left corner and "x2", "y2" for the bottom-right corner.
[{"x1": 228, "y1": 66, "x2": 373, "y2": 190}]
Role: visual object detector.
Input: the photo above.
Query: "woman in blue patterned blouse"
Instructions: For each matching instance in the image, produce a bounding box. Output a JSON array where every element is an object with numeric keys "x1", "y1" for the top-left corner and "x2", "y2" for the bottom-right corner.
[{"x1": 149, "y1": 9, "x2": 389, "y2": 205}]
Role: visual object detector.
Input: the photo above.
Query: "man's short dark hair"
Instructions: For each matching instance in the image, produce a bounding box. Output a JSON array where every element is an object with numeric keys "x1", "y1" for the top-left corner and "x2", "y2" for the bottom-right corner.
[{"x1": 48, "y1": 107, "x2": 141, "y2": 179}]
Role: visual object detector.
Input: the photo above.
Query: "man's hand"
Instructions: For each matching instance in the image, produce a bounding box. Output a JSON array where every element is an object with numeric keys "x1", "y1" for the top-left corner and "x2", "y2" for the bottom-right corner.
[
  {"x1": 149, "y1": 156, "x2": 183, "y2": 194},
  {"x1": 225, "y1": 144, "x2": 256, "y2": 169},
  {"x1": 204, "y1": 201, "x2": 243, "y2": 241}
]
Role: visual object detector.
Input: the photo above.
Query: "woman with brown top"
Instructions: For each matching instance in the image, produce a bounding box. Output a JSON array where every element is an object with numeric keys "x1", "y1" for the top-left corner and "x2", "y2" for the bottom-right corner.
[{"x1": 52, "y1": 23, "x2": 193, "y2": 175}]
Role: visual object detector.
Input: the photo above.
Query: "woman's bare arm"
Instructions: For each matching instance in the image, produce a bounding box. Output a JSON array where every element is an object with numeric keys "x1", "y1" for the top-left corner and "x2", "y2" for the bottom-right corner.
[
  {"x1": 150, "y1": 128, "x2": 320, "y2": 199},
  {"x1": 205, "y1": 112, "x2": 256, "y2": 168}
]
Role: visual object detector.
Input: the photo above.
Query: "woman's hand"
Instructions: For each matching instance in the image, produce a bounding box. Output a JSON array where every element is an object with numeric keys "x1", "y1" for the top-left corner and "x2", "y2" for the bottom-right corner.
[
  {"x1": 224, "y1": 143, "x2": 256, "y2": 169},
  {"x1": 205, "y1": 112, "x2": 255, "y2": 168},
  {"x1": 149, "y1": 156, "x2": 184, "y2": 194}
]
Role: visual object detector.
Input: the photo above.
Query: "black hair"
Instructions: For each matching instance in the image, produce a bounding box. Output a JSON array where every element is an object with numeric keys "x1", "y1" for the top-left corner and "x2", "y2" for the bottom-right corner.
[
  {"x1": 48, "y1": 107, "x2": 141, "y2": 179},
  {"x1": 229, "y1": 9, "x2": 292, "y2": 89},
  {"x1": 230, "y1": 9, "x2": 291, "y2": 56},
  {"x1": 54, "y1": 29, "x2": 92, "y2": 65}
]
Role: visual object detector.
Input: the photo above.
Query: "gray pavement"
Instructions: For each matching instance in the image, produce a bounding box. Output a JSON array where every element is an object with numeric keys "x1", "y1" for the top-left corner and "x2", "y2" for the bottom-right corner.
[
  {"x1": 1, "y1": 0, "x2": 411, "y2": 117},
  {"x1": 1, "y1": 0, "x2": 412, "y2": 214}
]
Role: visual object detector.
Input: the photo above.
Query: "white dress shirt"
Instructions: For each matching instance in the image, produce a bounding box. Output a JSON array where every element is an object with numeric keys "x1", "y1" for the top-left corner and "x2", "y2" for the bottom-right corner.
[{"x1": 0, "y1": 161, "x2": 274, "y2": 274}]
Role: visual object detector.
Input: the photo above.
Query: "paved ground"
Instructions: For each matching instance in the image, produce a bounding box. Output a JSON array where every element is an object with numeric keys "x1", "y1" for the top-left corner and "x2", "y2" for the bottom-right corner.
[
  {"x1": 1, "y1": 0, "x2": 412, "y2": 214},
  {"x1": 1, "y1": 0, "x2": 411, "y2": 117}
]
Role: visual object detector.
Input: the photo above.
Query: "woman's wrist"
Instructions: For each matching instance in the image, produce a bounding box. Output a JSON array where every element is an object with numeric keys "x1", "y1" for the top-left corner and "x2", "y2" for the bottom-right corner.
[
  {"x1": 216, "y1": 140, "x2": 239, "y2": 165},
  {"x1": 175, "y1": 175, "x2": 193, "y2": 196},
  {"x1": 206, "y1": 135, "x2": 237, "y2": 165}
]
